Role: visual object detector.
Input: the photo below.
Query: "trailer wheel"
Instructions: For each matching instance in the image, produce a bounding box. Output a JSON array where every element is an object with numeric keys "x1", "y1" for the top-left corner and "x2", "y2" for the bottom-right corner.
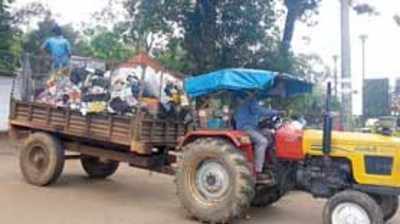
[
  {"x1": 176, "y1": 138, "x2": 255, "y2": 223},
  {"x1": 372, "y1": 195, "x2": 399, "y2": 222},
  {"x1": 323, "y1": 190, "x2": 384, "y2": 224},
  {"x1": 19, "y1": 132, "x2": 65, "y2": 186},
  {"x1": 251, "y1": 186, "x2": 281, "y2": 207},
  {"x1": 81, "y1": 155, "x2": 119, "y2": 179}
]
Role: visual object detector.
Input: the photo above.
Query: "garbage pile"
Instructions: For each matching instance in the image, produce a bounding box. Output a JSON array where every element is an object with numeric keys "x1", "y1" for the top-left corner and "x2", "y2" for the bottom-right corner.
[{"x1": 35, "y1": 67, "x2": 189, "y2": 119}]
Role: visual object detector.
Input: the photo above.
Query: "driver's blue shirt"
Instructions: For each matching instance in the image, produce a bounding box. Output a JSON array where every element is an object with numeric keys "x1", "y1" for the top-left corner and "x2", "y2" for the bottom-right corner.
[{"x1": 234, "y1": 99, "x2": 278, "y2": 131}]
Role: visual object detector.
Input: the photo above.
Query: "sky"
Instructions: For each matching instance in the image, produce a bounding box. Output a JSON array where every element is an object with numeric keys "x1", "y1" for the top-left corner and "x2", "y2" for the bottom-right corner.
[{"x1": 12, "y1": 0, "x2": 400, "y2": 114}]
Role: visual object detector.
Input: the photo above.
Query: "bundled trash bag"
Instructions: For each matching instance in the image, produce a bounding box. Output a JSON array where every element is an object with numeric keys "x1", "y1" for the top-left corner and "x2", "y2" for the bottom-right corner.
[
  {"x1": 36, "y1": 71, "x2": 82, "y2": 109},
  {"x1": 159, "y1": 81, "x2": 189, "y2": 120},
  {"x1": 70, "y1": 66, "x2": 90, "y2": 86},
  {"x1": 35, "y1": 63, "x2": 188, "y2": 119},
  {"x1": 108, "y1": 73, "x2": 140, "y2": 115},
  {"x1": 80, "y1": 69, "x2": 110, "y2": 115},
  {"x1": 127, "y1": 74, "x2": 141, "y2": 98}
]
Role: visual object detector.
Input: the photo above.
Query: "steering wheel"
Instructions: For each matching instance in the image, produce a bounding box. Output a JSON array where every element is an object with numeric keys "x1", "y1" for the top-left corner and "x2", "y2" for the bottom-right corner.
[{"x1": 258, "y1": 114, "x2": 283, "y2": 130}]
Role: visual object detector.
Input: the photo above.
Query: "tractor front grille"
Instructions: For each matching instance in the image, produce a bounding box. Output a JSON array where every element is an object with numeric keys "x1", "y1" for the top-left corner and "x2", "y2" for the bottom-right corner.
[{"x1": 365, "y1": 156, "x2": 393, "y2": 176}]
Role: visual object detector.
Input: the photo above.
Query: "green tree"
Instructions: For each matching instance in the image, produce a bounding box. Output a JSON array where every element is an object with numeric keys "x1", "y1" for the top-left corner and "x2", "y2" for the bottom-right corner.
[
  {"x1": 124, "y1": 0, "x2": 281, "y2": 74},
  {"x1": 22, "y1": 16, "x2": 80, "y2": 55},
  {"x1": 123, "y1": 0, "x2": 177, "y2": 53},
  {"x1": 282, "y1": 1, "x2": 378, "y2": 52},
  {"x1": 77, "y1": 26, "x2": 134, "y2": 62},
  {"x1": 0, "y1": 0, "x2": 14, "y2": 51},
  {"x1": 12, "y1": 1, "x2": 51, "y2": 27},
  {"x1": 154, "y1": 38, "x2": 193, "y2": 72},
  {"x1": 282, "y1": 0, "x2": 321, "y2": 52},
  {"x1": 394, "y1": 14, "x2": 400, "y2": 26},
  {"x1": 0, "y1": 0, "x2": 21, "y2": 74}
]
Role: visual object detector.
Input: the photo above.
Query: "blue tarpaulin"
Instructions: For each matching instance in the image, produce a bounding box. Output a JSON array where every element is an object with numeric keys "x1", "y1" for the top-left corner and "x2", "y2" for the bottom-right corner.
[{"x1": 184, "y1": 68, "x2": 312, "y2": 98}]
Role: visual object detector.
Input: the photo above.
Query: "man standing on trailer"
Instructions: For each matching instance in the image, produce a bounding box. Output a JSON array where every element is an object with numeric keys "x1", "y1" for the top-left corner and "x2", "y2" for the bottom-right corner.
[{"x1": 41, "y1": 25, "x2": 72, "y2": 70}]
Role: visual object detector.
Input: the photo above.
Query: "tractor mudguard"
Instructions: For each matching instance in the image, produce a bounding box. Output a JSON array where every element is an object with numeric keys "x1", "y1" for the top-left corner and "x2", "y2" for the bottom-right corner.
[{"x1": 178, "y1": 130, "x2": 254, "y2": 162}]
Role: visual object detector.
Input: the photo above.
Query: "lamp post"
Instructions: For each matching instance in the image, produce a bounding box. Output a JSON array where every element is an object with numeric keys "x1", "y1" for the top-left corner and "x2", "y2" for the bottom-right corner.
[
  {"x1": 333, "y1": 55, "x2": 339, "y2": 98},
  {"x1": 359, "y1": 34, "x2": 368, "y2": 83},
  {"x1": 340, "y1": 0, "x2": 352, "y2": 130},
  {"x1": 359, "y1": 34, "x2": 368, "y2": 117}
]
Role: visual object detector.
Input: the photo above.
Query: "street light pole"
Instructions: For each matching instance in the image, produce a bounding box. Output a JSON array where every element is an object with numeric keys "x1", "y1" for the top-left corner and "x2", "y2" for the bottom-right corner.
[
  {"x1": 360, "y1": 34, "x2": 368, "y2": 117},
  {"x1": 333, "y1": 55, "x2": 339, "y2": 98},
  {"x1": 340, "y1": 0, "x2": 352, "y2": 130},
  {"x1": 360, "y1": 34, "x2": 368, "y2": 83}
]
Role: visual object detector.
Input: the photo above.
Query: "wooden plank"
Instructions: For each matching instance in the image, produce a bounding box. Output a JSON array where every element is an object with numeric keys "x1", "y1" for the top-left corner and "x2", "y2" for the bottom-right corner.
[
  {"x1": 28, "y1": 104, "x2": 33, "y2": 121},
  {"x1": 108, "y1": 116, "x2": 113, "y2": 139},
  {"x1": 10, "y1": 101, "x2": 184, "y2": 148},
  {"x1": 90, "y1": 123, "x2": 109, "y2": 130}
]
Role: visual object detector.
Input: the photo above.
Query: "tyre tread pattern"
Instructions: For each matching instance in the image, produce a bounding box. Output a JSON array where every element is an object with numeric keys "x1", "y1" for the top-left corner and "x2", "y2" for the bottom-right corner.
[
  {"x1": 176, "y1": 138, "x2": 255, "y2": 223},
  {"x1": 323, "y1": 190, "x2": 384, "y2": 224},
  {"x1": 20, "y1": 132, "x2": 65, "y2": 186}
]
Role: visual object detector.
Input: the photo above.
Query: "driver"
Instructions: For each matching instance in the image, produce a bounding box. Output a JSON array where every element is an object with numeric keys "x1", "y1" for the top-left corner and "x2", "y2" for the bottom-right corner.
[{"x1": 234, "y1": 93, "x2": 280, "y2": 184}]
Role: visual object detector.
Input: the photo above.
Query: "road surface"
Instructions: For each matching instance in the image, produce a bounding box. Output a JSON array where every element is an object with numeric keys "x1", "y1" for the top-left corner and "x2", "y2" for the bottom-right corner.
[{"x1": 0, "y1": 139, "x2": 398, "y2": 224}]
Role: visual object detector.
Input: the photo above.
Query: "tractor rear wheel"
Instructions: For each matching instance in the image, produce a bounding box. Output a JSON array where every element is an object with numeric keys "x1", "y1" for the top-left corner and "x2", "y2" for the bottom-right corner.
[
  {"x1": 251, "y1": 185, "x2": 282, "y2": 207},
  {"x1": 372, "y1": 194, "x2": 399, "y2": 222},
  {"x1": 176, "y1": 138, "x2": 255, "y2": 223},
  {"x1": 323, "y1": 190, "x2": 384, "y2": 224},
  {"x1": 81, "y1": 155, "x2": 119, "y2": 179},
  {"x1": 19, "y1": 132, "x2": 65, "y2": 186}
]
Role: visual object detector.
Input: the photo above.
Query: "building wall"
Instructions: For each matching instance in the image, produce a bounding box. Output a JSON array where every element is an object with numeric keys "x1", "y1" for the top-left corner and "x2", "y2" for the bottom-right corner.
[{"x1": 363, "y1": 78, "x2": 390, "y2": 118}]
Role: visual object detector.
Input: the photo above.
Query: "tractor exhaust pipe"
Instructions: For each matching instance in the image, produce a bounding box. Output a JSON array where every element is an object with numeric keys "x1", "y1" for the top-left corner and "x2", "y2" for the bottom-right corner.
[{"x1": 322, "y1": 82, "x2": 333, "y2": 155}]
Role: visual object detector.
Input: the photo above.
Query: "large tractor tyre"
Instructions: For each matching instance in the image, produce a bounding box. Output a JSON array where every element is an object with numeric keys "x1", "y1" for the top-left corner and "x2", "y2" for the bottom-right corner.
[
  {"x1": 19, "y1": 132, "x2": 65, "y2": 186},
  {"x1": 251, "y1": 186, "x2": 282, "y2": 208},
  {"x1": 372, "y1": 195, "x2": 399, "y2": 222},
  {"x1": 176, "y1": 138, "x2": 255, "y2": 223},
  {"x1": 81, "y1": 155, "x2": 119, "y2": 179},
  {"x1": 323, "y1": 190, "x2": 384, "y2": 224}
]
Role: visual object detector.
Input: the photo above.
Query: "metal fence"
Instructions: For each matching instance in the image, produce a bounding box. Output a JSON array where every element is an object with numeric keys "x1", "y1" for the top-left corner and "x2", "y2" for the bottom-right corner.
[{"x1": 11, "y1": 53, "x2": 108, "y2": 102}]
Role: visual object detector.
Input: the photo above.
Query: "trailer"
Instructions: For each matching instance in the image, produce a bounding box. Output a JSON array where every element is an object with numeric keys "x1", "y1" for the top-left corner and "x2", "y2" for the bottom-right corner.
[{"x1": 9, "y1": 97, "x2": 187, "y2": 185}]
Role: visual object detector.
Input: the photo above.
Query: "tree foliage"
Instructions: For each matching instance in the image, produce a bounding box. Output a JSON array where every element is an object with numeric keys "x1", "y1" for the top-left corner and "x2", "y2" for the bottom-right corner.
[
  {"x1": 281, "y1": 1, "x2": 377, "y2": 52},
  {"x1": 352, "y1": 3, "x2": 378, "y2": 16},
  {"x1": 77, "y1": 26, "x2": 134, "y2": 62},
  {"x1": 22, "y1": 16, "x2": 79, "y2": 55},
  {"x1": 0, "y1": 0, "x2": 14, "y2": 50},
  {"x1": 11, "y1": 1, "x2": 51, "y2": 27},
  {"x1": 0, "y1": 0, "x2": 19, "y2": 73},
  {"x1": 282, "y1": 0, "x2": 321, "y2": 51},
  {"x1": 123, "y1": 0, "x2": 281, "y2": 74},
  {"x1": 394, "y1": 14, "x2": 400, "y2": 26},
  {"x1": 122, "y1": 0, "x2": 177, "y2": 53}
]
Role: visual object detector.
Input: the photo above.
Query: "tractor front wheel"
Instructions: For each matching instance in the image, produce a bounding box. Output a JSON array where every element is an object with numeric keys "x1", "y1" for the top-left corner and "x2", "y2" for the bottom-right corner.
[
  {"x1": 176, "y1": 138, "x2": 255, "y2": 223},
  {"x1": 372, "y1": 194, "x2": 399, "y2": 222},
  {"x1": 323, "y1": 190, "x2": 384, "y2": 224}
]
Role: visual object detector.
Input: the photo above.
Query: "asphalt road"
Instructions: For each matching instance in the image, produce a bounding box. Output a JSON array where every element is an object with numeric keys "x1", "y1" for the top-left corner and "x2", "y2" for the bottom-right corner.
[{"x1": 0, "y1": 139, "x2": 398, "y2": 224}]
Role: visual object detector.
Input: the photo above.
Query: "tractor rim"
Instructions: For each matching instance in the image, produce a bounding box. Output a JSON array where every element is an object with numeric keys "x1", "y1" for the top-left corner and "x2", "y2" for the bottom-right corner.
[
  {"x1": 331, "y1": 202, "x2": 371, "y2": 224},
  {"x1": 28, "y1": 145, "x2": 49, "y2": 173},
  {"x1": 195, "y1": 160, "x2": 231, "y2": 202}
]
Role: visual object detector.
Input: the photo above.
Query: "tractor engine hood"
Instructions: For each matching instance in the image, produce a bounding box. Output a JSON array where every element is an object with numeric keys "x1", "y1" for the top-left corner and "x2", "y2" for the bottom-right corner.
[{"x1": 303, "y1": 129, "x2": 400, "y2": 154}]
